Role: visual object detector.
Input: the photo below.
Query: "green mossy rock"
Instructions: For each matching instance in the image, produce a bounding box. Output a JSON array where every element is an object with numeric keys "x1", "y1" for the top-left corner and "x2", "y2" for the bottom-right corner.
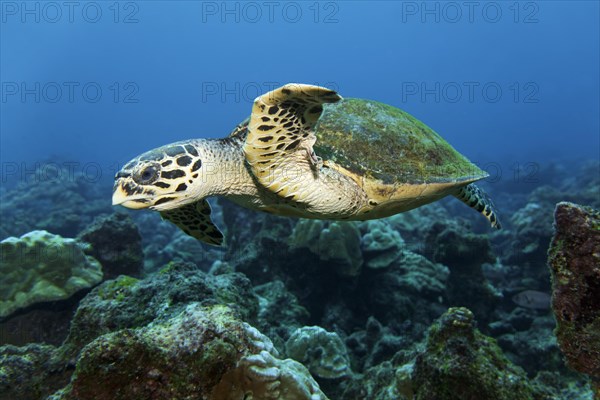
[
  {"x1": 413, "y1": 307, "x2": 543, "y2": 400},
  {"x1": 548, "y1": 202, "x2": 600, "y2": 383},
  {"x1": 0, "y1": 343, "x2": 70, "y2": 400},
  {"x1": 57, "y1": 304, "x2": 328, "y2": 400},
  {"x1": 61, "y1": 262, "x2": 258, "y2": 360}
]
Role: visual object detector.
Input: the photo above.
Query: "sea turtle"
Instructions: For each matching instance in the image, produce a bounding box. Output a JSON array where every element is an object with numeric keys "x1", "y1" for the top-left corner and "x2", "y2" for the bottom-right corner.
[{"x1": 112, "y1": 83, "x2": 500, "y2": 246}]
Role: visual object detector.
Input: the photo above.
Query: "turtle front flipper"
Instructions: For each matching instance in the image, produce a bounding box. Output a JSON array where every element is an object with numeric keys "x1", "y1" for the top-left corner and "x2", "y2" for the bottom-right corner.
[
  {"x1": 454, "y1": 183, "x2": 501, "y2": 229},
  {"x1": 242, "y1": 83, "x2": 370, "y2": 218},
  {"x1": 228, "y1": 117, "x2": 250, "y2": 139},
  {"x1": 243, "y1": 83, "x2": 342, "y2": 192},
  {"x1": 160, "y1": 199, "x2": 224, "y2": 246}
]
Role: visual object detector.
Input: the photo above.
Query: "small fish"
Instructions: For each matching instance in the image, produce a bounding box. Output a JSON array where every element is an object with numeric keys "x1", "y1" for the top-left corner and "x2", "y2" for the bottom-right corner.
[{"x1": 512, "y1": 290, "x2": 552, "y2": 310}]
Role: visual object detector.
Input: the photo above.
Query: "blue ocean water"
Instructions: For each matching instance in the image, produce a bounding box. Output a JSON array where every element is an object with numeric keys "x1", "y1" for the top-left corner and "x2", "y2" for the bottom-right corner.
[
  {"x1": 1, "y1": 1, "x2": 598, "y2": 183},
  {"x1": 2, "y1": 3, "x2": 600, "y2": 398}
]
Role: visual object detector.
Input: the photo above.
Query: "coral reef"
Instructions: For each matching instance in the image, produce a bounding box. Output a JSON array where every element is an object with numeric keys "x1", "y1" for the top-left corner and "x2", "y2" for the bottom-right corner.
[
  {"x1": 0, "y1": 165, "x2": 112, "y2": 240},
  {"x1": 412, "y1": 307, "x2": 542, "y2": 400},
  {"x1": 61, "y1": 262, "x2": 258, "y2": 359},
  {"x1": 57, "y1": 304, "x2": 328, "y2": 400},
  {"x1": 77, "y1": 212, "x2": 144, "y2": 280},
  {"x1": 0, "y1": 230, "x2": 103, "y2": 318},
  {"x1": 342, "y1": 307, "x2": 548, "y2": 400},
  {"x1": 133, "y1": 208, "x2": 225, "y2": 273},
  {"x1": 285, "y1": 326, "x2": 351, "y2": 379},
  {"x1": 360, "y1": 220, "x2": 403, "y2": 269},
  {"x1": 487, "y1": 307, "x2": 565, "y2": 377},
  {"x1": 2, "y1": 264, "x2": 327, "y2": 399},
  {"x1": 217, "y1": 349, "x2": 328, "y2": 400},
  {"x1": 424, "y1": 221, "x2": 500, "y2": 323},
  {"x1": 361, "y1": 249, "x2": 449, "y2": 329},
  {"x1": 548, "y1": 202, "x2": 600, "y2": 384},
  {"x1": 345, "y1": 316, "x2": 410, "y2": 372},
  {"x1": 0, "y1": 343, "x2": 71, "y2": 400},
  {"x1": 290, "y1": 219, "x2": 363, "y2": 277},
  {"x1": 254, "y1": 280, "x2": 310, "y2": 349},
  {"x1": 388, "y1": 202, "x2": 449, "y2": 246},
  {"x1": 493, "y1": 161, "x2": 600, "y2": 298},
  {"x1": 2, "y1": 159, "x2": 599, "y2": 399},
  {"x1": 500, "y1": 199, "x2": 555, "y2": 291},
  {"x1": 0, "y1": 300, "x2": 82, "y2": 346},
  {"x1": 340, "y1": 357, "x2": 414, "y2": 400},
  {"x1": 509, "y1": 202, "x2": 554, "y2": 265}
]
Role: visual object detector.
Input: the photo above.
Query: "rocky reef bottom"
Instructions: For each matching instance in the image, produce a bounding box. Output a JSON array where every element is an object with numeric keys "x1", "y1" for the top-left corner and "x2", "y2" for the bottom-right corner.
[
  {"x1": 1, "y1": 264, "x2": 589, "y2": 400},
  {"x1": 1, "y1": 160, "x2": 599, "y2": 399}
]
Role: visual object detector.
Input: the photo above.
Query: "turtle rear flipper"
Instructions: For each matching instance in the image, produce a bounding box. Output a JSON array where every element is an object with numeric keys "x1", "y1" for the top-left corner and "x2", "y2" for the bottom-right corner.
[
  {"x1": 160, "y1": 199, "x2": 224, "y2": 246},
  {"x1": 454, "y1": 183, "x2": 501, "y2": 229}
]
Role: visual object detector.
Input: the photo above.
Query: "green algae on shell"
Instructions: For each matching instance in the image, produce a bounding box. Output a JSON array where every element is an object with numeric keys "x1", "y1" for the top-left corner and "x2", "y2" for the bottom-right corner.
[{"x1": 315, "y1": 98, "x2": 487, "y2": 184}]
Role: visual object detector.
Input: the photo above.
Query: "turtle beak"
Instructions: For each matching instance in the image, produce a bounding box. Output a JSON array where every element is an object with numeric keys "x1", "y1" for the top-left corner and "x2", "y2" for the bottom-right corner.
[
  {"x1": 112, "y1": 184, "x2": 129, "y2": 206},
  {"x1": 112, "y1": 180, "x2": 151, "y2": 209}
]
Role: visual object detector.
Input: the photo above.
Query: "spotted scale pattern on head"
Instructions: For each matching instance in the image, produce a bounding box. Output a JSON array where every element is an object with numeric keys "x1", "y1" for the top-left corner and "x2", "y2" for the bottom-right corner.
[
  {"x1": 112, "y1": 142, "x2": 204, "y2": 210},
  {"x1": 455, "y1": 183, "x2": 501, "y2": 229},
  {"x1": 243, "y1": 83, "x2": 342, "y2": 203},
  {"x1": 160, "y1": 199, "x2": 224, "y2": 246}
]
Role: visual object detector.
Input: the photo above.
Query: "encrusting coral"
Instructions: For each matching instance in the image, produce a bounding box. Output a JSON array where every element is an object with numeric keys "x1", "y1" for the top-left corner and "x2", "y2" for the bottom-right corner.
[
  {"x1": 289, "y1": 219, "x2": 363, "y2": 277},
  {"x1": 360, "y1": 220, "x2": 404, "y2": 269},
  {"x1": 285, "y1": 326, "x2": 351, "y2": 379},
  {"x1": 0, "y1": 230, "x2": 103, "y2": 318}
]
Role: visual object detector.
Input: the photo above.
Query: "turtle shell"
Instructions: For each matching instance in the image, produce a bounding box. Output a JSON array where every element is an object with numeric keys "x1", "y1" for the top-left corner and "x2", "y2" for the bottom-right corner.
[{"x1": 314, "y1": 98, "x2": 487, "y2": 185}]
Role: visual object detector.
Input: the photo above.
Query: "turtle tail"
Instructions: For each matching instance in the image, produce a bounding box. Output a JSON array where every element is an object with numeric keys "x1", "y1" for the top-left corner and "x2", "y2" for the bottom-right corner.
[{"x1": 454, "y1": 183, "x2": 501, "y2": 229}]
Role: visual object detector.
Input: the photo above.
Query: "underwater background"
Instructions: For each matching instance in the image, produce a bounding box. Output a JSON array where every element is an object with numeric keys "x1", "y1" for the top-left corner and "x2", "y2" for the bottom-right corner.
[{"x1": 1, "y1": 1, "x2": 599, "y2": 399}]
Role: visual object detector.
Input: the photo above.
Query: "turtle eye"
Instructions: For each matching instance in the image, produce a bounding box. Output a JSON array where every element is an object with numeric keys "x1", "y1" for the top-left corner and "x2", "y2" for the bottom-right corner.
[{"x1": 134, "y1": 164, "x2": 159, "y2": 185}]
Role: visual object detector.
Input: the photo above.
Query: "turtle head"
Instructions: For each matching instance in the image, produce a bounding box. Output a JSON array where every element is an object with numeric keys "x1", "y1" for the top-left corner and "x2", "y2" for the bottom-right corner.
[{"x1": 112, "y1": 142, "x2": 205, "y2": 211}]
